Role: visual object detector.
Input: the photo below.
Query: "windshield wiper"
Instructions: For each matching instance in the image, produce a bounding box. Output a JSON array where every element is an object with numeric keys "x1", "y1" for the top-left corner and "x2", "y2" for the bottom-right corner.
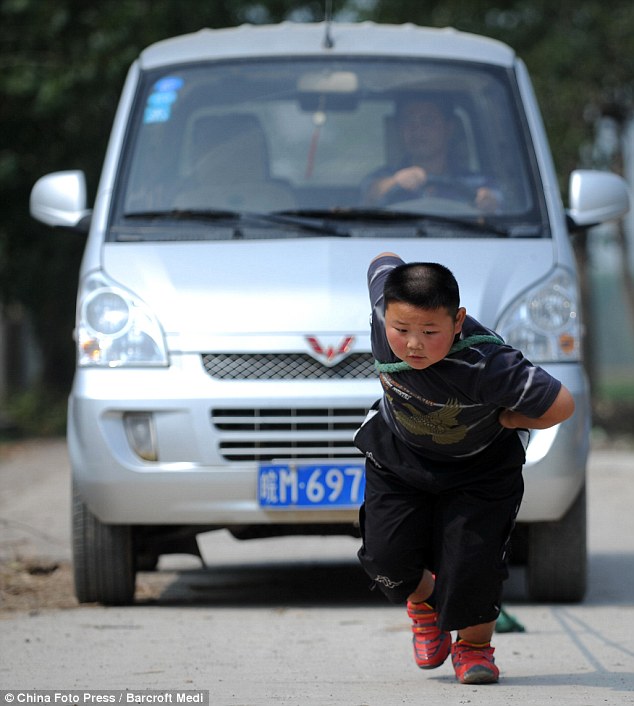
[
  {"x1": 403, "y1": 211, "x2": 512, "y2": 237},
  {"x1": 276, "y1": 207, "x2": 511, "y2": 236},
  {"x1": 124, "y1": 208, "x2": 240, "y2": 221},
  {"x1": 277, "y1": 207, "x2": 424, "y2": 222},
  {"x1": 254, "y1": 212, "x2": 350, "y2": 236},
  {"x1": 123, "y1": 208, "x2": 350, "y2": 237},
  {"x1": 123, "y1": 207, "x2": 513, "y2": 237}
]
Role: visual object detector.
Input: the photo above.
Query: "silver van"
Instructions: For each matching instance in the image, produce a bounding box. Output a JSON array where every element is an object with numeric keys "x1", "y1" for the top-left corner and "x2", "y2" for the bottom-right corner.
[{"x1": 31, "y1": 22, "x2": 630, "y2": 605}]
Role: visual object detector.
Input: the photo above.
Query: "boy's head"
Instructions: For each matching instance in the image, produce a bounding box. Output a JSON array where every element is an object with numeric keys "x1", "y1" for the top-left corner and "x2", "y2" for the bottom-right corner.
[
  {"x1": 384, "y1": 262, "x2": 460, "y2": 317},
  {"x1": 383, "y1": 262, "x2": 466, "y2": 370}
]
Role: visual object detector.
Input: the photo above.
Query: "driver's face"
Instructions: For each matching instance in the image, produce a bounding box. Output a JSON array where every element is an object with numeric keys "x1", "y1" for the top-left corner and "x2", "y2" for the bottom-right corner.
[{"x1": 399, "y1": 101, "x2": 452, "y2": 163}]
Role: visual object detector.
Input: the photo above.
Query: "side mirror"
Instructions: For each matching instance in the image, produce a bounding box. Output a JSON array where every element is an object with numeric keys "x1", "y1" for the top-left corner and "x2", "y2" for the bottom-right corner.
[
  {"x1": 30, "y1": 170, "x2": 91, "y2": 231},
  {"x1": 567, "y1": 169, "x2": 630, "y2": 229}
]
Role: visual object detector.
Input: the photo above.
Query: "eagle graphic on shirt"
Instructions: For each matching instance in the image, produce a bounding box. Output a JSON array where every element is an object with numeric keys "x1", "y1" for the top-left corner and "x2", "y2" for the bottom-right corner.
[{"x1": 391, "y1": 397, "x2": 468, "y2": 445}]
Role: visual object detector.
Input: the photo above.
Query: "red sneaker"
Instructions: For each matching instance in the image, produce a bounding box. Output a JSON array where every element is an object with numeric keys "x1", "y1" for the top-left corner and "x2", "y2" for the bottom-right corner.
[
  {"x1": 451, "y1": 640, "x2": 500, "y2": 684},
  {"x1": 406, "y1": 601, "x2": 451, "y2": 669}
]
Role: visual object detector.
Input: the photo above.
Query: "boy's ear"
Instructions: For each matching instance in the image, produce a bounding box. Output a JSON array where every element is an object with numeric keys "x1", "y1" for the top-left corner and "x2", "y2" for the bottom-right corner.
[{"x1": 454, "y1": 307, "x2": 467, "y2": 331}]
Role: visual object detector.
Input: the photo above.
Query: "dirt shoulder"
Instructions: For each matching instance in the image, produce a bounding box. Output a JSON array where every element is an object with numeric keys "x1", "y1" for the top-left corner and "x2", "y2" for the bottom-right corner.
[
  {"x1": 0, "y1": 438, "x2": 75, "y2": 614},
  {"x1": 0, "y1": 557, "x2": 77, "y2": 614}
]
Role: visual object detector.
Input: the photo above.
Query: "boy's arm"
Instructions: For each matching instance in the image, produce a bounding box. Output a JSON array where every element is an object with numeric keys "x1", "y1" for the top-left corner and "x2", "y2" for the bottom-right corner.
[
  {"x1": 498, "y1": 385, "x2": 575, "y2": 430},
  {"x1": 371, "y1": 251, "x2": 401, "y2": 263}
]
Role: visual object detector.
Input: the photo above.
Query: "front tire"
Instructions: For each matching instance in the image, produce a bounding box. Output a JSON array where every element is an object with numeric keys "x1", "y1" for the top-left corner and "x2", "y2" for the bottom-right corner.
[
  {"x1": 526, "y1": 485, "x2": 587, "y2": 602},
  {"x1": 72, "y1": 483, "x2": 136, "y2": 605}
]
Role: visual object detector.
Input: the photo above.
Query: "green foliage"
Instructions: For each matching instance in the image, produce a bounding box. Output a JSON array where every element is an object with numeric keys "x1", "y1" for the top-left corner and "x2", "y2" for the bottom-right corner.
[
  {"x1": 0, "y1": 0, "x2": 323, "y2": 393},
  {"x1": 2, "y1": 387, "x2": 68, "y2": 438}
]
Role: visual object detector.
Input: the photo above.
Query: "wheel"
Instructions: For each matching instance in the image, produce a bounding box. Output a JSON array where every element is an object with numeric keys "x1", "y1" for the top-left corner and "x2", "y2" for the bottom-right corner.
[
  {"x1": 526, "y1": 485, "x2": 587, "y2": 602},
  {"x1": 72, "y1": 483, "x2": 136, "y2": 605}
]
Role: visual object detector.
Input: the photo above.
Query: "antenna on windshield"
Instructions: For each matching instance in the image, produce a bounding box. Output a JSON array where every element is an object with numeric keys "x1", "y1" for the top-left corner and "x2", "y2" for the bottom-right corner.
[{"x1": 323, "y1": 0, "x2": 334, "y2": 48}]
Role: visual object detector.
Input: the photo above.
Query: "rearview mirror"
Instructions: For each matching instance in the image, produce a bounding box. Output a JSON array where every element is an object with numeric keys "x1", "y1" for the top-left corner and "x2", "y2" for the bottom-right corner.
[{"x1": 297, "y1": 70, "x2": 359, "y2": 111}]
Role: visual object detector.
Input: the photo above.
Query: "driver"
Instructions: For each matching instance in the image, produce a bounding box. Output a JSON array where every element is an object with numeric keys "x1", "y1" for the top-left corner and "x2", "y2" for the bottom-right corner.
[{"x1": 362, "y1": 97, "x2": 500, "y2": 211}]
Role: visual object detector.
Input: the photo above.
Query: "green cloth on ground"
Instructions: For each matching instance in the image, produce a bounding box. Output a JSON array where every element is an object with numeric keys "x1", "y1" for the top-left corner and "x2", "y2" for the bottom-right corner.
[{"x1": 495, "y1": 607, "x2": 526, "y2": 633}]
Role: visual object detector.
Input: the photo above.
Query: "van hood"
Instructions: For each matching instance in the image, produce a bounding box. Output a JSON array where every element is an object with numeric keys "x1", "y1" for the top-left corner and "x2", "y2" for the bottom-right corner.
[{"x1": 102, "y1": 238, "x2": 556, "y2": 352}]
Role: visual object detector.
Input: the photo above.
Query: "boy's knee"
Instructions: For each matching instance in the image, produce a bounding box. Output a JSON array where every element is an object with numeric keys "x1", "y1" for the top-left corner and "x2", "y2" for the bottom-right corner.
[
  {"x1": 358, "y1": 547, "x2": 419, "y2": 603},
  {"x1": 371, "y1": 573, "x2": 413, "y2": 603}
]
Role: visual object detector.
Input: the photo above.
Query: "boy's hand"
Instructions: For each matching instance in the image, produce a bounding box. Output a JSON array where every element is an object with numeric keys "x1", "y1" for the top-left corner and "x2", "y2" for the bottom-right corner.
[{"x1": 498, "y1": 408, "x2": 519, "y2": 429}]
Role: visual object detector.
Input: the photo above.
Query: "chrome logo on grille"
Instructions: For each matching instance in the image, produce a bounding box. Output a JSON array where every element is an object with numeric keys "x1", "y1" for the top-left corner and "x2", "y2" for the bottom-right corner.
[{"x1": 305, "y1": 335, "x2": 355, "y2": 367}]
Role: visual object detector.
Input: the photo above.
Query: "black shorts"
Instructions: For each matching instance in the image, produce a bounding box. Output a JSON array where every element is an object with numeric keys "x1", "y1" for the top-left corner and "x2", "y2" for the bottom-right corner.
[{"x1": 355, "y1": 411, "x2": 525, "y2": 632}]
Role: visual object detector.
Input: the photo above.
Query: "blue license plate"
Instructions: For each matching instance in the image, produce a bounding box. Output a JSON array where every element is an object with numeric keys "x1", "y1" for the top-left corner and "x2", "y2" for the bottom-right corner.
[{"x1": 258, "y1": 463, "x2": 366, "y2": 508}]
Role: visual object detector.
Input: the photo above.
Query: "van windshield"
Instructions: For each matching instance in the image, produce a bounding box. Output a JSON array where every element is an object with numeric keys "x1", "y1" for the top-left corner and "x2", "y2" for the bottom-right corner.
[{"x1": 110, "y1": 58, "x2": 548, "y2": 241}]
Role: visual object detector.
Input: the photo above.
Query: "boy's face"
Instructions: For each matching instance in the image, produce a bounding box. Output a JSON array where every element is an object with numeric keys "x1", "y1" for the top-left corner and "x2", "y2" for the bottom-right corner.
[{"x1": 384, "y1": 301, "x2": 466, "y2": 370}]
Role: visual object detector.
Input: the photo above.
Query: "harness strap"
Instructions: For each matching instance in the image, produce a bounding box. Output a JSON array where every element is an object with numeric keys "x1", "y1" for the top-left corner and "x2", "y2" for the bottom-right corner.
[{"x1": 374, "y1": 333, "x2": 504, "y2": 373}]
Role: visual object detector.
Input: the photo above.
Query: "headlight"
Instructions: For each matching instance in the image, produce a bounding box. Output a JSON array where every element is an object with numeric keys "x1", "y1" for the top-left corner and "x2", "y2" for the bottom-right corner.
[
  {"x1": 496, "y1": 269, "x2": 581, "y2": 363},
  {"x1": 77, "y1": 272, "x2": 168, "y2": 367}
]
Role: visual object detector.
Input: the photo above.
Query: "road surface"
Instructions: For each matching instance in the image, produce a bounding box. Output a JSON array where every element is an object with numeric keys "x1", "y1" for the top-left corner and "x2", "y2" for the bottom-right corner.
[{"x1": 1, "y1": 439, "x2": 633, "y2": 704}]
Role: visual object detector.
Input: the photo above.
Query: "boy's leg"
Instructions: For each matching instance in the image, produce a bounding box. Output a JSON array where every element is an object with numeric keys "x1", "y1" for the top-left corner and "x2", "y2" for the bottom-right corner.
[
  {"x1": 407, "y1": 569, "x2": 435, "y2": 603},
  {"x1": 357, "y1": 458, "x2": 434, "y2": 603},
  {"x1": 357, "y1": 459, "x2": 451, "y2": 669},
  {"x1": 458, "y1": 622, "x2": 495, "y2": 645},
  {"x1": 434, "y1": 464, "x2": 524, "y2": 632},
  {"x1": 435, "y1": 464, "x2": 524, "y2": 684}
]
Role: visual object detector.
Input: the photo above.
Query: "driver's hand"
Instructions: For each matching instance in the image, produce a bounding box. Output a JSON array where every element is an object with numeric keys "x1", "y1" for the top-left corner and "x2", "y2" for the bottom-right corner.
[
  {"x1": 475, "y1": 186, "x2": 499, "y2": 212},
  {"x1": 393, "y1": 166, "x2": 427, "y2": 192}
]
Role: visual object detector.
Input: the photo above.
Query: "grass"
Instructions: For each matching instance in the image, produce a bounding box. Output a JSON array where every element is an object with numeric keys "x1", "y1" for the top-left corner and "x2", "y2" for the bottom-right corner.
[{"x1": 0, "y1": 388, "x2": 67, "y2": 439}]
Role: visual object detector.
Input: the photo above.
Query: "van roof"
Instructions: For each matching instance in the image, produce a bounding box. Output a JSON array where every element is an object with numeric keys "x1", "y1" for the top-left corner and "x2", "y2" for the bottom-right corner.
[{"x1": 139, "y1": 22, "x2": 516, "y2": 69}]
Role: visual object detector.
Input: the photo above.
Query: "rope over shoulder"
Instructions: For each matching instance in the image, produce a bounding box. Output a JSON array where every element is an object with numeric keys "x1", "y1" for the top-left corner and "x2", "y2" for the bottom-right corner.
[{"x1": 374, "y1": 333, "x2": 504, "y2": 373}]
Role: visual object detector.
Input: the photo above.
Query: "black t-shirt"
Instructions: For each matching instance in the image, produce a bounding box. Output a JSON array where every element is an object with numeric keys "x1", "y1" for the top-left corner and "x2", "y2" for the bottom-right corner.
[{"x1": 368, "y1": 255, "x2": 562, "y2": 459}]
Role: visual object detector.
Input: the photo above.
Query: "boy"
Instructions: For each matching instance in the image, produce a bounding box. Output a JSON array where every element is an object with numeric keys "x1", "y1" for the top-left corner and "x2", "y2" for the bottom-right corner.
[{"x1": 354, "y1": 253, "x2": 575, "y2": 684}]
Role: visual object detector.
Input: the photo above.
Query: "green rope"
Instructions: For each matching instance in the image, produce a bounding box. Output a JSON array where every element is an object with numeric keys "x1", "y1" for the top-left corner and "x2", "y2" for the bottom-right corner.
[
  {"x1": 374, "y1": 334, "x2": 504, "y2": 373},
  {"x1": 448, "y1": 333, "x2": 504, "y2": 353},
  {"x1": 495, "y1": 606, "x2": 526, "y2": 633}
]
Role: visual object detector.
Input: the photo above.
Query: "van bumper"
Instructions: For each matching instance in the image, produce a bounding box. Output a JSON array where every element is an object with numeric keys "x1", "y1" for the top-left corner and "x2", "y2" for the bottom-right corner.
[{"x1": 68, "y1": 359, "x2": 589, "y2": 526}]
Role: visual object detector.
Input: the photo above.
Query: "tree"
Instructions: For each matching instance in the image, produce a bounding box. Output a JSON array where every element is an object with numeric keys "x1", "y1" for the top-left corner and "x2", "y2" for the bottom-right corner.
[{"x1": 0, "y1": 0, "x2": 325, "y2": 394}]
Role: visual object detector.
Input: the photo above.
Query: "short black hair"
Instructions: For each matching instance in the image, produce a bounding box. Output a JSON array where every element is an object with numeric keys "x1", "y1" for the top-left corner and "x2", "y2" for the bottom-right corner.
[
  {"x1": 384, "y1": 262, "x2": 460, "y2": 318},
  {"x1": 396, "y1": 94, "x2": 453, "y2": 122}
]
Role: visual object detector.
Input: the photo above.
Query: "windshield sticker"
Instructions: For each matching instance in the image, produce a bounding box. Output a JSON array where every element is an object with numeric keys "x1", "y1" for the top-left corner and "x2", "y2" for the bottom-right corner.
[
  {"x1": 144, "y1": 75, "x2": 184, "y2": 124},
  {"x1": 154, "y1": 76, "x2": 184, "y2": 93}
]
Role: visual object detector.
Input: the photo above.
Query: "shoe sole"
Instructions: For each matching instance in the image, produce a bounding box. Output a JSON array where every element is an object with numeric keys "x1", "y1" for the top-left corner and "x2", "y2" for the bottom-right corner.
[{"x1": 457, "y1": 666, "x2": 499, "y2": 684}]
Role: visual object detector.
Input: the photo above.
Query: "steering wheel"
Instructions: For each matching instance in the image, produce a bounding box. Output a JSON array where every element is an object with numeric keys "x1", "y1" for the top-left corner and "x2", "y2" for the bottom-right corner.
[{"x1": 380, "y1": 174, "x2": 477, "y2": 207}]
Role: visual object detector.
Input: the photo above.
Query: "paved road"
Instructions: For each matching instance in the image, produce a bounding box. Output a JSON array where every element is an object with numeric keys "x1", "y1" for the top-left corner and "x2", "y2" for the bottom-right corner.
[{"x1": 1, "y1": 439, "x2": 633, "y2": 704}]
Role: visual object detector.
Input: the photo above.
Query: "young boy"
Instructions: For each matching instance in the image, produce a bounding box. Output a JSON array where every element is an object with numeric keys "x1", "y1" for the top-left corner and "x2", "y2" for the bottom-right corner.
[{"x1": 354, "y1": 253, "x2": 575, "y2": 684}]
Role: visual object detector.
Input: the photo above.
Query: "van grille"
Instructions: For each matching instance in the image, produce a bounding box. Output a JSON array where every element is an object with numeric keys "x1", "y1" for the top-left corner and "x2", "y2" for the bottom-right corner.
[
  {"x1": 202, "y1": 353, "x2": 375, "y2": 379},
  {"x1": 211, "y1": 407, "x2": 368, "y2": 462}
]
